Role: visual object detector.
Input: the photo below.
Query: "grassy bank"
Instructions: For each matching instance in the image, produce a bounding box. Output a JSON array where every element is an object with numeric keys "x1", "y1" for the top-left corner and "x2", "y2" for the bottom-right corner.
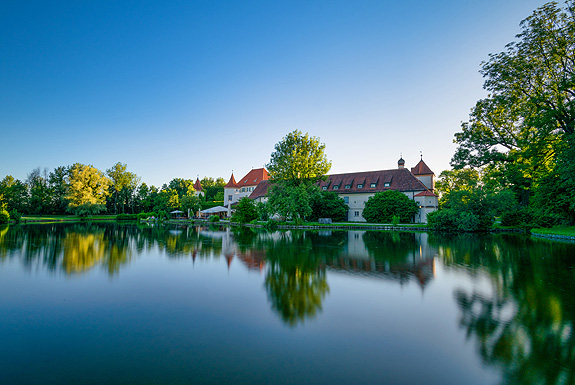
[
  {"x1": 17, "y1": 215, "x2": 116, "y2": 223},
  {"x1": 531, "y1": 226, "x2": 575, "y2": 237}
]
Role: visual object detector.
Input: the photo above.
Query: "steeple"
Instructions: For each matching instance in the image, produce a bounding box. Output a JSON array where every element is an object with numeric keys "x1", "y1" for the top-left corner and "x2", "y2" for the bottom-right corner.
[
  {"x1": 398, "y1": 154, "x2": 405, "y2": 169},
  {"x1": 224, "y1": 172, "x2": 238, "y2": 188}
]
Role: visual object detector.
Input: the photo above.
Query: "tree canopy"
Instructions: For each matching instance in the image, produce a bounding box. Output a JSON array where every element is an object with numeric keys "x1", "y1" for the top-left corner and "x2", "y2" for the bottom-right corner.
[
  {"x1": 266, "y1": 130, "x2": 331, "y2": 187},
  {"x1": 65, "y1": 163, "x2": 110, "y2": 216},
  {"x1": 450, "y1": 0, "x2": 575, "y2": 224},
  {"x1": 362, "y1": 190, "x2": 419, "y2": 224}
]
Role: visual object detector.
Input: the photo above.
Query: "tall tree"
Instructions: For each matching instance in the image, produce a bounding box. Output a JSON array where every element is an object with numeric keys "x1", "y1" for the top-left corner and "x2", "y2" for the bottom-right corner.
[
  {"x1": 266, "y1": 130, "x2": 331, "y2": 187},
  {"x1": 49, "y1": 166, "x2": 69, "y2": 214},
  {"x1": 106, "y1": 162, "x2": 140, "y2": 214},
  {"x1": 26, "y1": 167, "x2": 51, "y2": 214},
  {"x1": 65, "y1": 163, "x2": 110, "y2": 216},
  {"x1": 452, "y1": 0, "x2": 575, "y2": 216}
]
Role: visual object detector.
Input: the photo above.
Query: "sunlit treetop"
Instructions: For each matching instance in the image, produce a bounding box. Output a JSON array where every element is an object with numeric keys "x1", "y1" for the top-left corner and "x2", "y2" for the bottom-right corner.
[{"x1": 266, "y1": 130, "x2": 332, "y2": 187}]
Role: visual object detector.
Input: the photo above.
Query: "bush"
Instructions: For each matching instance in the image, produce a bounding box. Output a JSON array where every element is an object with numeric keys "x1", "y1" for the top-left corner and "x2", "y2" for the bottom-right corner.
[
  {"x1": 264, "y1": 219, "x2": 279, "y2": 231},
  {"x1": 117, "y1": 213, "x2": 138, "y2": 221},
  {"x1": 231, "y1": 197, "x2": 258, "y2": 223},
  {"x1": 0, "y1": 209, "x2": 9, "y2": 224},
  {"x1": 363, "y1": 190, "x2": 419, "y2": 223},
  {"x1": 157, "y1": 210, "x2": 168, "y2": 220},
  {"x1": 427, "y1": 209, "x2": 481, "y2": 232},
  {"x1": 501, "y1": 208, "x2": 566, "y2": 229},
  {"x1": 209, "y1": 215, "x2": 220, "y2": 223},
  {"x1": 8, "y1": 210, "x2": 20, "y2": 223}
]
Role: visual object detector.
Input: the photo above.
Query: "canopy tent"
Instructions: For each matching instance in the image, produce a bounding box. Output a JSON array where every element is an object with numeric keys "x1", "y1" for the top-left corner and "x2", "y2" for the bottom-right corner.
[
  {"x1": 170, "y1": 210, "x2": 185, "y2": 218},
  {"x1": 200, "y1": 206, "x2": 228, "y2": 214}
]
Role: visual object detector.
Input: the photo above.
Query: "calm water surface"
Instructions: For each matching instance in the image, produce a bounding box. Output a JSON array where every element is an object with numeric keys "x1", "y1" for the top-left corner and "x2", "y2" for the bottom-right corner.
[{"x1": 0, "y1": 223, "x2": 573, "y2": 385}]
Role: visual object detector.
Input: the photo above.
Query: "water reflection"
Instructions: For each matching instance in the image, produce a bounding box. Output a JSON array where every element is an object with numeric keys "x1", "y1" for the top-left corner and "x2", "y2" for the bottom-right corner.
[
  {"x1": 431, "y1": 234, "x2": 575, "y2": 385},
  {"x1": 2, "y1": 223, "x2": 574, "y2": 383}
]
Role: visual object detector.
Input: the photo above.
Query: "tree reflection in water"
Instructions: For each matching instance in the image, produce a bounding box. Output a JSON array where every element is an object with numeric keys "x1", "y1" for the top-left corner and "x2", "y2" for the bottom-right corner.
[{"x1": 432, "y1": 233, "x2": 575, "y2": 385}]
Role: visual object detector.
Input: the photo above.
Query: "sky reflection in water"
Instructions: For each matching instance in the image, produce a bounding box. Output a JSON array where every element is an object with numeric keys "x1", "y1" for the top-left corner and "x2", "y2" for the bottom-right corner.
[{"x1": 0, "y1": 223, "x2": 573, "y2": 385}]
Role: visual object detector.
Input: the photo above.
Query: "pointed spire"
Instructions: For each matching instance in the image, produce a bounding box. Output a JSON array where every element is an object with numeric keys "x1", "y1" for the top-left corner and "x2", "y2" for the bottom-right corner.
[{"x1": 224, "y1": 172, "x2": 238, "y2": 188}]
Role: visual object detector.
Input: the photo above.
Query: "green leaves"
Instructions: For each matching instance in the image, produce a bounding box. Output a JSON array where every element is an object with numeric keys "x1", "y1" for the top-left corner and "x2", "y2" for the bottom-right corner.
[
  {"x1": 362, "y1": 190, "x2": 419, "y2": 224},
  {"x1": 267, "y1": 130, "x2": 331, "y2": 187}
]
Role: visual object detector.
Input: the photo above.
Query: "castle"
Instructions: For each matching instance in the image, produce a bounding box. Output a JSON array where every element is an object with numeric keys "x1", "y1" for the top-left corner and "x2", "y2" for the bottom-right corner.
[{"x1": 223, "y1": 157, "x2": 438, "y2": 223}]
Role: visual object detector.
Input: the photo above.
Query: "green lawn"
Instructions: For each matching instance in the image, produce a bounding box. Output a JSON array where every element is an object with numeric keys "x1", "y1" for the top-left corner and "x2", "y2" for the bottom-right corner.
[
  {"x1": 21, "y1": 215, "x2": 116, "y2": 222},
  {"x1": 531, "y1": 226, "x2": 575, "y2": 237}
]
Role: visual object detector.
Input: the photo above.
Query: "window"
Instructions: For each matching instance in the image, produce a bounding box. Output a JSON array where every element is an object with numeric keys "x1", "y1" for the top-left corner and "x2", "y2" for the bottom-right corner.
[
  {"x1": 345, "y1": 185, "x2": 351, "y2": 189},
  {"x1": 333, "y1": 185, "x2": 339, "y2": 190},
  {"x1": 322, "y1": 186, "x2": 327, "y2": 190},
  {"x1": 354, "y1": 211, "x2": 360, "y2": 217},
  {"x1": 357, "y1": 184, "x2": 363, "y2": 189},
  {"x1": 344, "y1": 197, "x2": 349, "y2": 204},
  {"x1": 370, "y1": 183, "x2": 376, "y2": 188},
  {"x1": 228, "y1": 195, "x2": 232, "y2": 201},
  {"x1": 384, "y1": 182, "x2": 391, "y2": 187}
]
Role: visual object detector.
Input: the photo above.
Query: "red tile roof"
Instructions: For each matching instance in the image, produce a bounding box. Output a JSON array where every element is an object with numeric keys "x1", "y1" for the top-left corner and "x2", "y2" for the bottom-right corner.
[
  {"x1": 250, "y1": 168, "x2": 429, "y2": 198},
  {"x1": 236, "y1": 168, "x2": 269, "y2": 186},
  {"x1": 194, "y1": 178, "x2": 203, "y2": 191},
  {"x1": 414, "y1": 190, "x2": 438, "y2": 197},
  {"x1": 224, "y1": 173, "x2": 238, "y2": 188},
  {"x1": 320, "y1": 168, "x2": 428, "y2": 194},
  {"x1": 411, "y1": 159, "x2": 434, "y2": 175},
  {"x1": 249, "y1": 180, "x2": 270, "y2": 200}
]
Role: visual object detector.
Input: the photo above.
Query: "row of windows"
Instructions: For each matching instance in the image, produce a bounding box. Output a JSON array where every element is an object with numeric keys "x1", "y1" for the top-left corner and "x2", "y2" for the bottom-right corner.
[{"x1": 323, "y1": 182, "x2": 391, "y2": 190}]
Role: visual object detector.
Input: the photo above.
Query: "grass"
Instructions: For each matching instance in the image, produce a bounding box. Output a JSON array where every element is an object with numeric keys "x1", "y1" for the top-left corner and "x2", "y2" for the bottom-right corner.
[
  {"x1": 531, "y1": 226, "x2": 575, "y2": 237},
  {"x1": 20, "y1": 215, "x2": 116, "y2": 222}
]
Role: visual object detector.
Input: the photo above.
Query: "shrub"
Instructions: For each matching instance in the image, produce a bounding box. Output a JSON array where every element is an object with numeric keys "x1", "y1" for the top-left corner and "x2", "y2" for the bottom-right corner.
[
  {"x1": 363, "y1": 190, "x2": 419, "y2": 223},
  {"x1": 157, "y1": 210, "x2": 168, "y2": 220},
  {"x1": 427, "y1": 209, "x2": 481, "y2": 232},
  {"x1": 0, "y1": 209, "x2": 9, "y2": 224},
  {"x1": 117, "y1": 213, "x2": 138, "y2": 221},
  {"x1": 209, "y1": 215, "x2": 220, "y2": 223},
  {"x1": 8, "y1": 210, "x2": 20, "y2": 223},
  {"x1": 231, "y1": 197, "x2": 258, "y2": 223},
  {"x1": 264, "y1": 219, "x2": 279, "y2": 231},
  {"x1": 392, "y1": 215, "x2": 400, "y2": 226}
]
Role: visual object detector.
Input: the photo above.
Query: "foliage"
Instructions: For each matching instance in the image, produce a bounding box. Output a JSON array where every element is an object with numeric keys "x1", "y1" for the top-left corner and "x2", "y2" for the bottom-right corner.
[
  {"x1": 256, "y1": 201, "x2": 271, "y2": 221},
  {"x1": 209, "y1": 215, "x2": 220, "y2": 223},
  {"x1": 362, "y1": 190, "x2": 419, "y2": 223},
  {"x1": 439, "y1": 188, "x2": 495, "y2": 231},
  {"x1": 157, "y1": 210, "x2": 168, "y2": 220},
  {"x1": 501, "y1": 207, "x2": 565, "y2": 229},
  {"x1": 232, "y1": 197, "x2": 258, "y2": 223},
  {"x1": 8, "y1": 210, "x2": 21, "y2": 223},
  {"x1": 106, "y1": 162, "x2": 140, "y2": 214},
  {"x1": 267, "y1": 184, "x2": 316, "y2": 222},
  {"x1": 65, "y1": 163, "x2": 110, "y2": 214},
  {"x1": 0, "y1": 175, "x2": 28, "y2": 214},
  {"x1": 68, "y1": 203, "x2": 107, "y2": 217},
  {"x1": 451, "y1": 0, "x2": 575, "y2": 219},
  {"x1": 308, "y1": 191, "x2": 348, "y2": 222},
  {"x1": 266, "y1": 130, "x2": 331, "y2": 187},
  {"x1": 116, "y1": 213, "x2": 138, "y2": 221},
  {"x1": 0, "y1": 209, "x2": 9, "y2": 224},
  {"x1": 180, "y1": 194, "x2": 201, "y2": 216}
]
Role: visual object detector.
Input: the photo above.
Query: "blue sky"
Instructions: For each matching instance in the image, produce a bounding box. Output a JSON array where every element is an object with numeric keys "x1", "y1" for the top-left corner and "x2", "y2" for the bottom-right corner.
[{"x1": 1, "y1": 0, "x2": 548, "y2": 187}]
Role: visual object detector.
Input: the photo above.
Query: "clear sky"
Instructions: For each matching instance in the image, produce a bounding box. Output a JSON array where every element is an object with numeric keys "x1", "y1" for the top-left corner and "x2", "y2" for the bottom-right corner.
[{"x1": 1, "y1": 0, "x2": 548, "y2": 187}]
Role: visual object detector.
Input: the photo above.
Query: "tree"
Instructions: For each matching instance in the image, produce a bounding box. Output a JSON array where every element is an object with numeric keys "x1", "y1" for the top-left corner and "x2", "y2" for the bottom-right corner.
[
  {"x1": 65, "y1": 163, "x2": 110, "y2": 216},
  {"x1": 268, "y1": 184, "x2": 316, "y2": 223},
  {"x1": 266, "y1": 130, "x2": 331, "y2": 187},
  {"x1": 49, "y1": 166, "x2": 69, "y2": 214},
  {"x1": 452, "y1": 1, "x2": 575, "y2": 214},
  {"x1": 180, "y1": 194, "x2": 201, "y2": 217},
  {"x1": 106, "y1": 162, "x2": 140, "y2": 214},
  {"x1": 0, "y1": 175, "x2": 28, "y2": 215},
  {"x1": 26, "y1": 167, "x2": 51, "y2": 214},
  {"x1": 362, "y1": 190, "x2": 419, "y2": 223},
  {"x1": 232, "y1": 197, "x2": 258, "y2": 223},
  {"x1": 309, "y1": 191, "x2": 349, "y2": 222}
]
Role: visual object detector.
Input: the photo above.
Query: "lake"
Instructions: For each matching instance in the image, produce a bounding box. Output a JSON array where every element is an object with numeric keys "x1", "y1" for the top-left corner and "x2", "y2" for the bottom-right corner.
[{"x1": 0, "y1": 222, "x2": 573, "y2": 385}]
